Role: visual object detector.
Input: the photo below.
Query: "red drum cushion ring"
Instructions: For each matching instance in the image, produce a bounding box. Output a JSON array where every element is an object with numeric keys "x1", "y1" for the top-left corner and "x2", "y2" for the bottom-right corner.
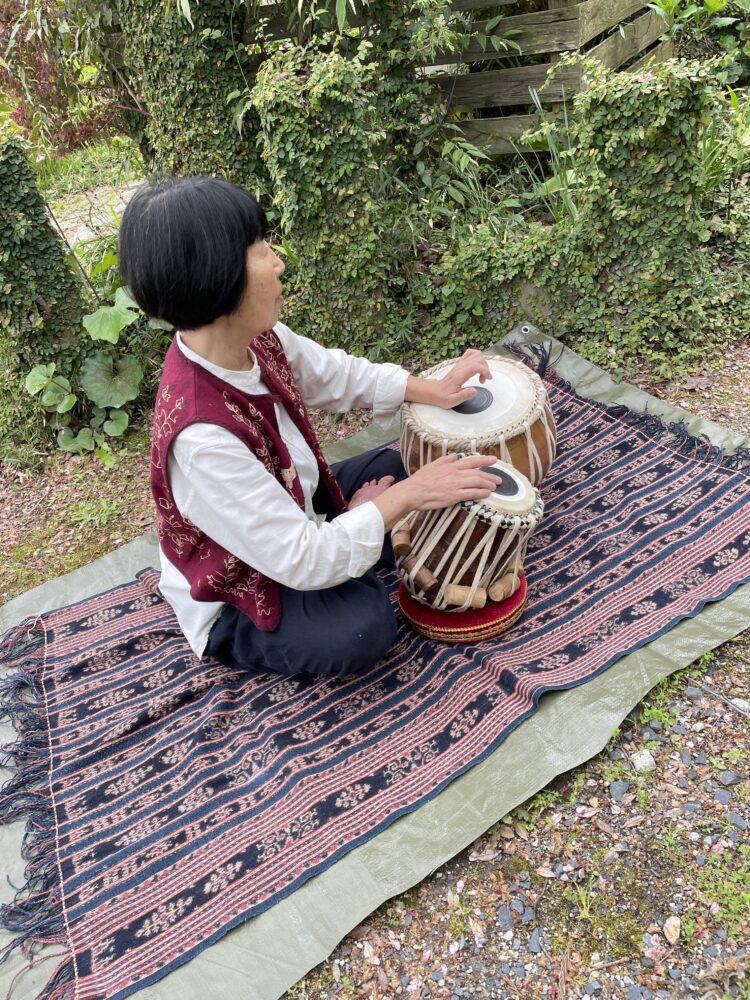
[{"x1": 397, "y1": 575, "x2": 528, "y2": 644}]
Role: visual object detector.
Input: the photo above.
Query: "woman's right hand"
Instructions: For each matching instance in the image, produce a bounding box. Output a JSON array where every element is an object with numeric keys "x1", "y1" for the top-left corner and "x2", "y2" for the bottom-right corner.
[{"x1": 371, "y1": 454, "x2": 498, "y2": 531}]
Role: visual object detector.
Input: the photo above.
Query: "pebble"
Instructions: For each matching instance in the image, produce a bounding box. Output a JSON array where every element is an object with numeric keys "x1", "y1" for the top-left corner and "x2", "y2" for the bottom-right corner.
[
  {"x1": 632, "y1": 749, "x2": 656, "y2": 773},
  {"x1": 528, "y1": 928, "x2": 541, "y2": 954},
  {"x1": 497, "y1": 905, "x2": 512, "y2": 931},
  {"x1": 685, "y1": 687, "x2": 702, "y2": 700},
  {"x1": 584, "y1": 981, "x2": 602, "y2": 994},
  {"x1": 668, "y1": 969, "x2": 681, "y2": 980},
  {"x1": 730, "y1": 697, "x2": 750, "y2": 713},
  {"x1": 671, "y1": 724, "x2": 688, "y2": 735},
  {"x1": 680, "y1": 749, "x2": 692, "y2": 765},
  {"x1": 681, "y1": 802, "x2": 701, "y2": 814},
  {"x1": 694, "y1": 751, "x2": 708, "y2": 765},
  {"x1": 728, "y1": 812, "x2": 748, "y2": 830},
  {"x1": 663, "y1": 915, "x2": 681, "y2": 945},
  {"x1": 522, "y1": 906, "x2": 535, "y2": 924},
  {"x1": 511, "y1": 899, "x2": 524, "y2": 914},
  {"x1": 649, "y1": 720, "x2": 663, "y2": 731},
  {"x1": 715, "y1": 788, "x2": 732, "y2": 805},
  {"x1": 609, "y1": 780, "x2": 631, "y2": 802},
  {"x1": 717, "y1": 770, "x2": 743, "y2": 786},
  {"x1": 696, "y1": 854, "x2": 707, "y2": 866},
  {"x1": 627, "y1": 988, "x2": 642, "y2": 1000}
]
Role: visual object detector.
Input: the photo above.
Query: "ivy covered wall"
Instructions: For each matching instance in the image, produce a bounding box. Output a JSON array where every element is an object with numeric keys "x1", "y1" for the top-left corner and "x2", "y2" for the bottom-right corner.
[{"x1": 0, "y1": 138, "x2": 87, "y2": 444}]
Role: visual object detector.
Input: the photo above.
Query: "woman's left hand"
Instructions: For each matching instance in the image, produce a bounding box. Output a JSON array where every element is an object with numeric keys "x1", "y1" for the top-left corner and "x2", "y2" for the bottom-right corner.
[{"x1": 405, "y1": 349, "x2": 492, "y2": 410}]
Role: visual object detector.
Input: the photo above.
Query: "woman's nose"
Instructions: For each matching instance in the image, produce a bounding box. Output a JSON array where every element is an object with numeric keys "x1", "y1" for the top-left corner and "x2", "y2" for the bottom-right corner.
[{"x1": 275, "y1": 253, "x2": 286, "y2": 275}]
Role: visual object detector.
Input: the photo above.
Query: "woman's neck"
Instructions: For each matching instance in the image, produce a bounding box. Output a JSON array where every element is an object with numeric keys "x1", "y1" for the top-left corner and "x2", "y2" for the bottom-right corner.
[{"x1": 180, "y1": 315, "x2": 260, "y2": 372}]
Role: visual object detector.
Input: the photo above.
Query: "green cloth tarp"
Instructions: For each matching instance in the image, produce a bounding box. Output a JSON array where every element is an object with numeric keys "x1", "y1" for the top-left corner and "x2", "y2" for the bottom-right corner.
[{"x1": 1, "y1": 326, "x2": 748, "y2": 999}]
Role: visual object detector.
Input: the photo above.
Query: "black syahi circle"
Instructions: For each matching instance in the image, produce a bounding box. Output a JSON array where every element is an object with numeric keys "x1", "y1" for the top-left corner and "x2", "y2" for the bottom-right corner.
[
  {"x1": 452, "y1": 386, "x2": 493, "y2": 415},
  {"x1": 481, "y1": 466, "x2": 522, "y2": 498}
]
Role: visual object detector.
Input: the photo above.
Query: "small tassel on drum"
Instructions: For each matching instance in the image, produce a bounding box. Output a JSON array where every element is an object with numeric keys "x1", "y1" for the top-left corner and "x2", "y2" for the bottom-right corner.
[
  {"x1": 392, "y1": 524, "x2": 412, "y2": 558},
  {"x1": 442, "y1": 584, "x2": 487, "y2": 609}
]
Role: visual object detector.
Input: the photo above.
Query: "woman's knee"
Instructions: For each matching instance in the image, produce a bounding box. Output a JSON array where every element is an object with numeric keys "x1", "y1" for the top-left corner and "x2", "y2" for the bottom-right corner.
[{"x1": 299, "y1": 578, "x2": 397, "y2": 677}]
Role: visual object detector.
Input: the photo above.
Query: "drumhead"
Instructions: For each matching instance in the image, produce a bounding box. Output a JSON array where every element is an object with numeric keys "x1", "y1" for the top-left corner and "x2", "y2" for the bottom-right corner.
[
  {"x1": 473, "y1": 459, "x2": 538, "y2": 517},
  {"x1": 408, "y1": 357, "x2": 538, "y2": 438}
]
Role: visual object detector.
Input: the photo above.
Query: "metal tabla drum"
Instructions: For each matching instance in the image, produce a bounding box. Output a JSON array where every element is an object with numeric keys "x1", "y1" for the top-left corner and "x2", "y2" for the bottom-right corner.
[
  {"x1": 393, "y1": 459, "x2": 543, "y2": 614},
  {"x1": 400, "y1": 355, "x2": 556, "y2": 486}
]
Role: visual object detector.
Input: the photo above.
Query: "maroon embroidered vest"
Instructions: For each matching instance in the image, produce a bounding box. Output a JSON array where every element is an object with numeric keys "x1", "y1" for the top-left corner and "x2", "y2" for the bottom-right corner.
[{"x1": 151, "y1": 330, "x2": 347, "y2": 631}]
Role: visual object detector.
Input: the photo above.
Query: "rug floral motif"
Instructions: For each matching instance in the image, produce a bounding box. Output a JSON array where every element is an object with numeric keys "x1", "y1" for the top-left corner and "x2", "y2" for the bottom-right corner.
[{"x1": 2, "y1": 359, "x2": 750, "y2": 1000}]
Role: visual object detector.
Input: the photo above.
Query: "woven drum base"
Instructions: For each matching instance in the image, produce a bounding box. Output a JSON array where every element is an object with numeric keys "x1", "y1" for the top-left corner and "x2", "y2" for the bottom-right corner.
[{"x1": 397, "y1": 576, "x2": 528, "y2": 643}]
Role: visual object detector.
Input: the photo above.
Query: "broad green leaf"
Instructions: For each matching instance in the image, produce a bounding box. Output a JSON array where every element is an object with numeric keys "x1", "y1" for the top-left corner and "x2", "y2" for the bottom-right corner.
[
  {"x1": 103, "y1": 408, "x2": 129, "y2": 437},
  {"x1": 148, "y1": 316, "x2": 174, "y2": 331},
  {"x1": 90, "y1": 405, "x2": 107, "y2": 428},
  {"x1": 58, "y1": 427, "x2": 95, "y2": 453},
  {"x1": 80, "y1": 353, "x2": 143, "y2": 409},
  {"x1": 40, "y1": 382, "x2": 68, "y2": 409},
  {"x1": 114, "y1": 285, "x2": 141, "y2": 312},
  {"x1": 25, "y1": 363, "x2": 55, "y2": 395},
  {"x1": 83, "y1": 298, "x2": 139, "y2": 344},
  {"x1": 57, "y1": 393, "x2": 77, "y2": 414}
]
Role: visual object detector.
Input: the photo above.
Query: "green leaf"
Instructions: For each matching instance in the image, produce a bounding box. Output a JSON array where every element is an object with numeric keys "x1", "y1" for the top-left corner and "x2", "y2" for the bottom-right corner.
[
  {"x1": 83, "y1": 294, "x2": 139, "y2": 343},
  {"x1": 40, "y1": 382, "x2": 68, "y2": 409},
  {"x1": 114, "y1": 286, "x2": 141, "y2": 312},
  {"x1": 58, "y1": 427, "x2": 95, "y2": 453},
  {"x1": 103, "y1": 408, "x2": 129, "y2": 437},
  {"x1": 57, "y1": 393, "x2": 77, "y2": 414},
  {"x1": 91, "y1": 251, "x2": 119, "y2": 276},
  {"x1": 177, "y1": 0, "x2": 193, "y2": 28},
  {"x1": 90, "y1": 405, "x2": 107, "y2": 428},
  {"x1": 336, "y1": 0, "x2": 350, "y2": 32},
  {"x1": 80, "y1": 353, "x2": 143, "y2": 408},
  {"x1": 25, "y1": 364, "x2": 55, "y2": 395}
]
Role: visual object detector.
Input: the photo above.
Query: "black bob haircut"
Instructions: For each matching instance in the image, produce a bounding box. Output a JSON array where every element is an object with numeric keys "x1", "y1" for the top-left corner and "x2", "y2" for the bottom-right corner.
[{"x1": 119, "y1": 177, "x2": 268, "y2": 330}]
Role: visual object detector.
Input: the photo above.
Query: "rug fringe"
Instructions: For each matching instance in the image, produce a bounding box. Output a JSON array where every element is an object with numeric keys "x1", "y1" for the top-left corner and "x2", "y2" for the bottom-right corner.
[
  {"x1": 509, "y1": 343, "x2": 750, "y2": 473},
  {"x1": 0, "y1": 618, "x2": 70, "y2": 987}
]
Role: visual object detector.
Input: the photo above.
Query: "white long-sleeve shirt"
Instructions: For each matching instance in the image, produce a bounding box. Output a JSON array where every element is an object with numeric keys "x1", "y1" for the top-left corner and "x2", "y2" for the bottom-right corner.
[{"x1": 158, "y1": 323, "x2": 409, "y2": 657}]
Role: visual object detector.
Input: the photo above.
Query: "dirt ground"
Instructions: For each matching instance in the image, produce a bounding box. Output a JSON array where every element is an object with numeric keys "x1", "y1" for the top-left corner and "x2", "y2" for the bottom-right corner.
[{"x1": 1, "y1": 342, "x2": 749, "y2": 1000}]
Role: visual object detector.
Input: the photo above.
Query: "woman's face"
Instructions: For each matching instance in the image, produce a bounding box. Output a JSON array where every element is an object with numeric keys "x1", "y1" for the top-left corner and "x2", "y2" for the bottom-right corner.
[{"x1": 236, "y1": 239, "x2": 286, "y2": 334}]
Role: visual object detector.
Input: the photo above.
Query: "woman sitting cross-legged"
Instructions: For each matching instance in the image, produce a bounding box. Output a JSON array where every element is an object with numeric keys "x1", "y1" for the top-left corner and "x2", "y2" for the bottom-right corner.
[{"x1": 119, "y1": 177, "x2": 497, "y2": 679}]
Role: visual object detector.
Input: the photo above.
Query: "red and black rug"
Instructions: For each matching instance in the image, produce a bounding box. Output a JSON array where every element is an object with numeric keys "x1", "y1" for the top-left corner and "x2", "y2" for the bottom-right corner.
[{"x1": 2, "y1": 357, "x2": 750, "y2": 1000}]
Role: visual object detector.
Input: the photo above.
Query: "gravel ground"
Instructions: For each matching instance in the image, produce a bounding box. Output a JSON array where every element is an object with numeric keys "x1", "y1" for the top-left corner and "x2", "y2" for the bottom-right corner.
[{"x1": 2, "y1": 340, "x2": 748, "y2": 1000}]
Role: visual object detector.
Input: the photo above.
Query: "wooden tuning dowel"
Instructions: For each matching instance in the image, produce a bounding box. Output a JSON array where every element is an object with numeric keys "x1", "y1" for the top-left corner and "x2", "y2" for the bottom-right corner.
[{"x1": 442, "y1": 584, "x2": 487, "y2": 609}]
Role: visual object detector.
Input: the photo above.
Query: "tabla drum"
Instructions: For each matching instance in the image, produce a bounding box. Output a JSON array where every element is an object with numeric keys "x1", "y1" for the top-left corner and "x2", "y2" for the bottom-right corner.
[
  {"x1": 393, "y1": 459, "x2": 543, "y2": 614},
  {"x1": 400, "y1": 355, "x2": 556, "y2": 486}
]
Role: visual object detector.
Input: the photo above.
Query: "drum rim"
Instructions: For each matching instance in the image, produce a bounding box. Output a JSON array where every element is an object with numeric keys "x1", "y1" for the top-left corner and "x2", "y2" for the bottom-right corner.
[
  {"x1": 459, "y1": 494, "x2": 544, "y2": 527},
  {"x1": 402, "y1": 355, "x2": 549, "y2": 443}
]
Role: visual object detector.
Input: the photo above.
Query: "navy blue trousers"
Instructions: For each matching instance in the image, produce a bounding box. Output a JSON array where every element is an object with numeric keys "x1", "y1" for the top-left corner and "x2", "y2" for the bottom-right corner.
[{"x1": 204, "y1": 445, "x2": 407, "y2": 678}]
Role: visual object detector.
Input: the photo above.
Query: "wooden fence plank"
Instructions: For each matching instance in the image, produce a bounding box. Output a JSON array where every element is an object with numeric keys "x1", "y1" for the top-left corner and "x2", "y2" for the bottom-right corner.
[
  {"x1": 435, "y1": 8, "x2": 580, "y2": 63},
  {"x1": 628, "y1": 37, "x2": 673, "y2": 72},
  {"x1": 586, "y1": 8, "x2": 664, "y2": 69},
  {"x1": 431, "y1": 62, "x2": 580, "y2": 108},
  {"x1": 577, "y1": 0, "x2": 647, "y2": 46},
  {"x1": 459, "y1": 113, "x2": 540, "y2": 153}
]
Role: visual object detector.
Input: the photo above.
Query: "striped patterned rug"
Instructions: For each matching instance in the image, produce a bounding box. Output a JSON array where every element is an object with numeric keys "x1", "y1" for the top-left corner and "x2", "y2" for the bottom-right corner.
[{"x1": 2, "y1": 360, "x2": 750, "y2": 1000}]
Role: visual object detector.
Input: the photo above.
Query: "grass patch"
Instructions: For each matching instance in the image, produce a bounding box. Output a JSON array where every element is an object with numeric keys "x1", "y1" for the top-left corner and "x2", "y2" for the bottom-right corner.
[{"x1": 35, "y1": 136, "x2": 144, "y2": 206}]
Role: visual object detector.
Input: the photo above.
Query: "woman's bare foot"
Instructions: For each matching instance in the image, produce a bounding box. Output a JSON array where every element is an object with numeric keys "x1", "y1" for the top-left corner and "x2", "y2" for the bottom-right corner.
[{"x1": 348, "y1": 475, "x2": 397, "y2": 509}]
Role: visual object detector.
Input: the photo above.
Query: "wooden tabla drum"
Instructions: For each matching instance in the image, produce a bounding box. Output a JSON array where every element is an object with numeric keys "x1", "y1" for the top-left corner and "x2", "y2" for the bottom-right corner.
[
  {"x1": 393, "y1": 459, "x2": 543, "y2": 614},
  {"x1": 400, "y1": 355, "x2": 556, "y2": 486}
]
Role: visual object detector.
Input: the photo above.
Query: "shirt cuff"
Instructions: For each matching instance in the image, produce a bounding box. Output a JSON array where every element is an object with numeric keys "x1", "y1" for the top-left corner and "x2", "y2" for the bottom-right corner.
[
  {"x1": 372, "y1": 365, "x2": 409, "y2": 428},
  {"x1": 335, "y1": 500, "x2": 386, "y2": 577}
]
